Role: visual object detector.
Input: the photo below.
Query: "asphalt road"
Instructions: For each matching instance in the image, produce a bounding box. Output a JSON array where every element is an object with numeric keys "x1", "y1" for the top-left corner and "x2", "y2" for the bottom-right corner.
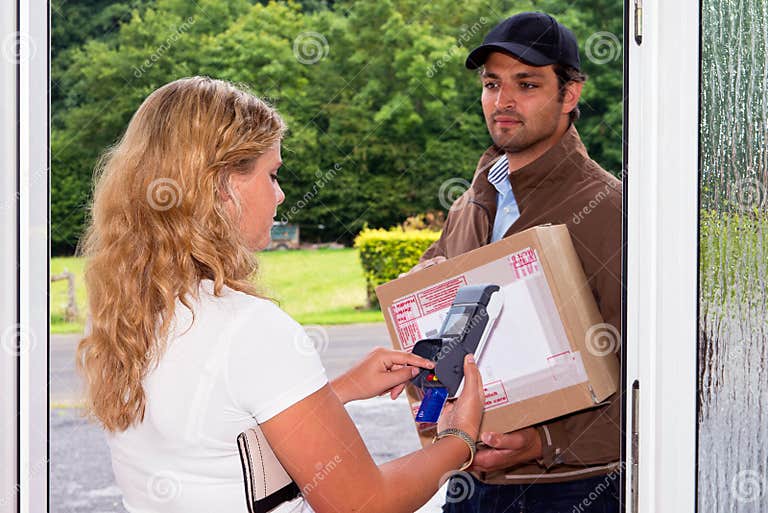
[{"x1": 50, "y1": 324, "x2": 447, "y2": 513}]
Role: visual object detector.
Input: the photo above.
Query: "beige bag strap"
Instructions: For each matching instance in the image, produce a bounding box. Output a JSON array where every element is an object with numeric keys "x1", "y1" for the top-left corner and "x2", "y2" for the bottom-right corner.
[{"x1": 237, "y1": 426, "x2": 301, "y2": 513}]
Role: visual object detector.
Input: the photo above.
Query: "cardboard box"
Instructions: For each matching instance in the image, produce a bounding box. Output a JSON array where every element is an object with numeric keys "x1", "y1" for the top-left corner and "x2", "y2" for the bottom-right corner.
[{"x1": 375, "y1": 224, "x2": 620, "y2": 446}]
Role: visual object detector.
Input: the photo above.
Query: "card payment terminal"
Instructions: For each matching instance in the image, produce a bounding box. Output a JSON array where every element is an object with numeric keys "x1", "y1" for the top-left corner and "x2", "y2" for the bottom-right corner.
[{"x1": 411, "y1": 284, "x2": 503, "y2": 422}]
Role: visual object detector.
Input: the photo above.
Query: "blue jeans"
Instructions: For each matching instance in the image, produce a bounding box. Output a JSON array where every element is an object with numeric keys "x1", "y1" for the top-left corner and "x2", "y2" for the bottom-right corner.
[{"x1": 441, "y1": 472, "x2": 621, "y2": 513}]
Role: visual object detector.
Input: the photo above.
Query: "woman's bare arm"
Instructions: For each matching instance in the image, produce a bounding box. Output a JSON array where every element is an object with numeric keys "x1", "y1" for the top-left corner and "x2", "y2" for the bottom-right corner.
[{"x1": 261, "y1": 354, "x2": 483, "y2": 513}]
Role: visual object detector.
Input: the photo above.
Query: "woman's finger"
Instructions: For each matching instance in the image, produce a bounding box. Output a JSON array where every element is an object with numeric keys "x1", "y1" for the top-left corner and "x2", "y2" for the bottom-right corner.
[
  {"x1": 462, "y1": 354, "x2": 484, "y2": 401},
  {"x1": 389, "y1": 383, "x2": 406, "y2": 400},
  {"x1": 377, "y1": 365, "x2": 418, "y2": 392},
  {"x1": 384, "y1": 350, "x2": 435, "y2": 370},
  {"x1": 439, "y1": 398, "x2": 456, "y2": 418}
]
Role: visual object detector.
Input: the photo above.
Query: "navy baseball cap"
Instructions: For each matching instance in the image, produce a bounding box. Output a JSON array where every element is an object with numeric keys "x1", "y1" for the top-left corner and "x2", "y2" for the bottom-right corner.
[{"x1": 465, "y1": 12, "x2": 581, "y2": 71}]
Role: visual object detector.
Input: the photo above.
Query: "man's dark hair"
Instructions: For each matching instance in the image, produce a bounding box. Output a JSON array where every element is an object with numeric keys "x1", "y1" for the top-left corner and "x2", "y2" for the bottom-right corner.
[{"x1": 554, "y1": 63, "x2": 588, "y2": 123}]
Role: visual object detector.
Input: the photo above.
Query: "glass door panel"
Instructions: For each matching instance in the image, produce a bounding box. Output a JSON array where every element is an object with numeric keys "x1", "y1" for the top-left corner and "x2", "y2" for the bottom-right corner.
[{"x1": 699, "y1": 0, "x2": 768, "y2": 510}]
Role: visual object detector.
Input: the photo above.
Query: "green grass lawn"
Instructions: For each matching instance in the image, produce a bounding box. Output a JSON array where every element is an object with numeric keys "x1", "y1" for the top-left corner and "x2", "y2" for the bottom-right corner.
[{"x1": 50, "y1": 248, "x2": 383, "y2": 334}]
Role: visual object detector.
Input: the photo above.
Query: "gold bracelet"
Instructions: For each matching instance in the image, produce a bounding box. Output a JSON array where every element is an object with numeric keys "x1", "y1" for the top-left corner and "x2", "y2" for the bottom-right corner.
[{"x1": 432, "y1": 428, "x2": 476, "y2": 471}]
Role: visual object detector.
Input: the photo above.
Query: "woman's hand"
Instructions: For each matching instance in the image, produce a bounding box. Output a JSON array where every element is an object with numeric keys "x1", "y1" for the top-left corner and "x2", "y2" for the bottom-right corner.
[
  {"x1": 331, "y1": 347, "x2": 435, "y2": 403},
  {"x1": 437, "y1": 354, "x2": 485, "y2": 440}
]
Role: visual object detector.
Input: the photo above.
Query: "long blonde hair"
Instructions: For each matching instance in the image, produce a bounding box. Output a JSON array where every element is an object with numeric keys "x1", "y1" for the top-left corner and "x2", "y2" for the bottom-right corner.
[{"x1": 77, "y1": 77, "x2": 285, "y2": 432}]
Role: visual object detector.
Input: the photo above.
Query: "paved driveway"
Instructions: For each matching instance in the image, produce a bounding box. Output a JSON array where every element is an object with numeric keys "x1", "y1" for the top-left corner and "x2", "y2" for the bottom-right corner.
[{"x1": 51, "y1": 324, "x2": 447, "y2": 512}]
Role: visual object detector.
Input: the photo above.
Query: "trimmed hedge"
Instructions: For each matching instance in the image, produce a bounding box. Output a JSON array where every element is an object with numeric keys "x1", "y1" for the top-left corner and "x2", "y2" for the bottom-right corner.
[{"x1": 354, "y1": 228, "x2": 441, "y2": 308}]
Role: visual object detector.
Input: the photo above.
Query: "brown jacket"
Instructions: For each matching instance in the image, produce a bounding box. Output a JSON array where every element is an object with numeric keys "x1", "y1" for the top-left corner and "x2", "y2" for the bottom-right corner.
[{"x1": 422, "y1": 125, "x2": 623, "y2": 484}]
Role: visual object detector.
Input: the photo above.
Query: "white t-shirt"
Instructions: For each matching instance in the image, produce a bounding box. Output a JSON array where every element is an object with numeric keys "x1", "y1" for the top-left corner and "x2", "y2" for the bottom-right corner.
[{"x1": 107, "y1": 279, "x2": 327, "y2": 513}]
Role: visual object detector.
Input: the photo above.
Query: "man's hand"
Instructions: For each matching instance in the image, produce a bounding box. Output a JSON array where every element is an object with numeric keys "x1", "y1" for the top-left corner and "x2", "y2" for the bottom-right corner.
[
  {"x1": 467, "y1": 427, "x2": 543, "y2": 473},
  {"x1": 399, "y1": 256, "x2": 447, "y2": 278}
]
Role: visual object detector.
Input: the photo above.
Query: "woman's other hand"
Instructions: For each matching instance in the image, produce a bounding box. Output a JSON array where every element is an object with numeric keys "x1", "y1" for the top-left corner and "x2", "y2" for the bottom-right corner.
[
  {"x1": 331, "y1": 347, "x2": 435, "y2": 403},
  {"x1": 437, "y1": 354, "x2": 485, "y2": 440}
]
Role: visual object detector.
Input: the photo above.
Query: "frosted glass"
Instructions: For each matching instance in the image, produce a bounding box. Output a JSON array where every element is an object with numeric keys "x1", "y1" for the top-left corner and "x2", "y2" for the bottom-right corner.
[{"x1": 699, "y1": 0, "x2": 768, "y2": 510}]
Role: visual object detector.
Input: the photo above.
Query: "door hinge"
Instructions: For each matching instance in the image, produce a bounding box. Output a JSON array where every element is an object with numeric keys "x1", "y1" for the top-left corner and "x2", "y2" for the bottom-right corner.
[{"x1": 634, "y1": 0, "x2": 643, "y2": 45}]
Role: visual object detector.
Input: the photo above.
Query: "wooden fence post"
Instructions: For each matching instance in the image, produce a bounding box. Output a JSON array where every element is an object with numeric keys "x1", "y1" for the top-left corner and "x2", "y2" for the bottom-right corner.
[{"x1": 51, "y1": 270, "x2": 79, "y2": 323}]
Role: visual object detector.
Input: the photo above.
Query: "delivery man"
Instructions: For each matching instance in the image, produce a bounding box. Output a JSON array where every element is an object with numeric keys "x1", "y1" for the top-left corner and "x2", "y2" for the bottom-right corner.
[{"x1": 408, "y1": 12, "x2": 623, "y2": 512}]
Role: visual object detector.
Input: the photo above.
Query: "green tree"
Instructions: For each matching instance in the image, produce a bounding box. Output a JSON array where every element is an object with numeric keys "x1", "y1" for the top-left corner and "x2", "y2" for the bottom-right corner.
[
  {"x1": 51, "y1": 0, "x2": 624, "y2": 253},
  {"x1": 532, "y1": 0, "x2": 624, "y2": 173}
]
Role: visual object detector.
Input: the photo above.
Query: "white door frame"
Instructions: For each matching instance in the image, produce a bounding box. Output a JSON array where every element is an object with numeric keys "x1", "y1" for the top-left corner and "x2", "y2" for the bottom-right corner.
[
  {"x1": 1, "y1": 0, "x2": 704, "y2": 511},
  {"x1": 1, "y1": 0, "x2": 21, "y2": 509},
  {"x1": 625, "y1": 0, "x2": 699, "y2": 511},
  {"x1": 1, "y1": 0, "x2": 50, "y2": 511}
]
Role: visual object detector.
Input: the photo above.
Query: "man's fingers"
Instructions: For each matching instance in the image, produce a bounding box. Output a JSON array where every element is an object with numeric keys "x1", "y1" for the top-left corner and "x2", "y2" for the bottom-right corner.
[
  {"x1": 480, "y1": 430, "x2": 530, "y2": 450},
  {"x1": 420, "y1": 256, "x2": 447, "y2": 271},
  {"x1": 468, "y1": 448, "x2": 517, "y2": 472},
  {"x1": 399, "y1": 256, "x2": 447, "y2": 277},
  {"x1": 480, "y1": 428, "x2": 539, "y2": 451},
  {"x1": 480, "y1": 432, "x2": 500, "y2": 448}
]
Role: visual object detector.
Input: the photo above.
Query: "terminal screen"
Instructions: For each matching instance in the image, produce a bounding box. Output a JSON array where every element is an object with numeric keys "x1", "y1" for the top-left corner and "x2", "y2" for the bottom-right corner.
[{"x1": 442, "y1": 311, "x2": 472, "y2": 337}]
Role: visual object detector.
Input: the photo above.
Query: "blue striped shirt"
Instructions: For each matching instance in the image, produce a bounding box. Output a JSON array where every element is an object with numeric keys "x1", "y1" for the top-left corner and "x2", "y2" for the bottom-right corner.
[{"x1": 487, "y1": 155, "x2": 521, "y2": 242}]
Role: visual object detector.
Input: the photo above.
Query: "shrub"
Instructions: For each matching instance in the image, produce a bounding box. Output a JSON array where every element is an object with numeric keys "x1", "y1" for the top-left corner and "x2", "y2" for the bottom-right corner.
[
  {"x1": 400, "y1": 210, "x2": 445, "y2": 231},
  {"x1": 354, "y1": 227, "x2": 441, "y2": 308}
]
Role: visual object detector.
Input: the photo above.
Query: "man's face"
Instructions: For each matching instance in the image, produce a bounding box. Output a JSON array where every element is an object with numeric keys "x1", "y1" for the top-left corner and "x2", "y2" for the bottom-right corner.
[{"x1": 480, "y1": 52, "x2": 574, "y2": 154}]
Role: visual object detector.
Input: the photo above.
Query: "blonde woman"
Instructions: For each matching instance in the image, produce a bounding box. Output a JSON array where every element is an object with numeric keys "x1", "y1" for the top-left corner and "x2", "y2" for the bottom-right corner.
[{"x1": 77, "y1": 77, "x2": 484, "y2": 513}]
